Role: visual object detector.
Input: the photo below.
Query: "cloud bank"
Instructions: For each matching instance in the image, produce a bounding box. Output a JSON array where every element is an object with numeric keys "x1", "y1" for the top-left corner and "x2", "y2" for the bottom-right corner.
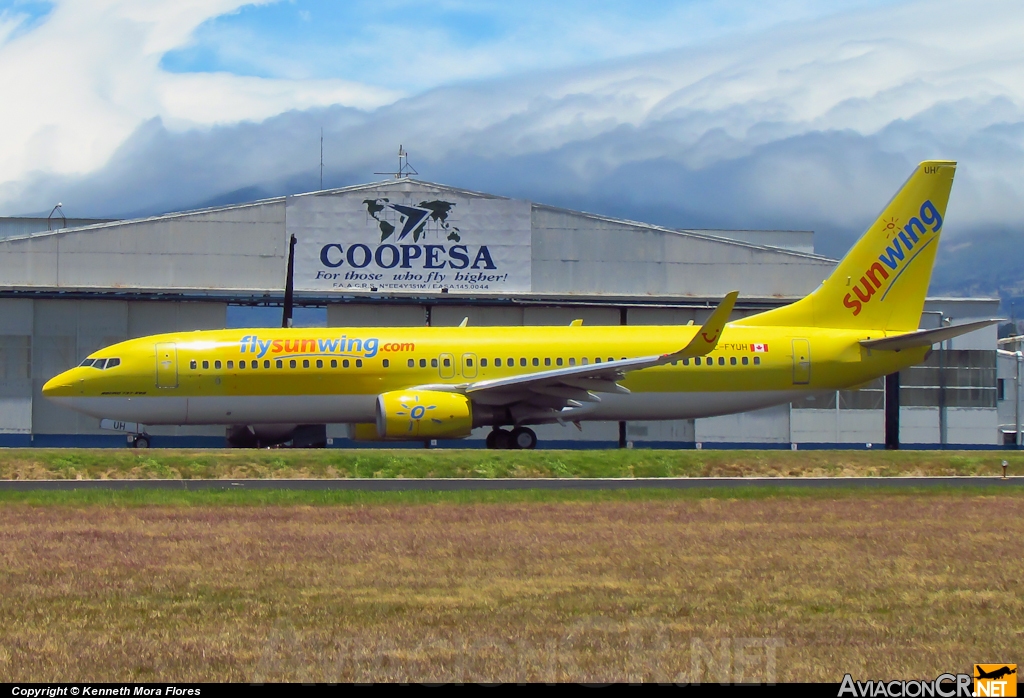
[{"x1": 3, "y1": 0, "x2": 1024, "y2": 299}]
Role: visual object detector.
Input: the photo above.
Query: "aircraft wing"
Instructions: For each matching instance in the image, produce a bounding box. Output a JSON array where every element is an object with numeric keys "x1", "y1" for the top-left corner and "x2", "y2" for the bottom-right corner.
[
  {"x1": 860, "y1": 319, "x2": 1001, "y2": 352},
  {"x1": 416, "y1": 291, "x2": 738, "y2": 422}
]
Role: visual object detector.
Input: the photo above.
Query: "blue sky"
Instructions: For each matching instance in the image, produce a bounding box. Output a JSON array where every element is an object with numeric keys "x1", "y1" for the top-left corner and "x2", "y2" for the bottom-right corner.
[{"x1": 157, "y1": 0, "x2": 895, "y2": 91}]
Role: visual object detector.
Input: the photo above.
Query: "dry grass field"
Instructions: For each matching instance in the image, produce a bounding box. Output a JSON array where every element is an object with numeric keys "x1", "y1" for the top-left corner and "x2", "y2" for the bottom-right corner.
[
  {"x1": 2, "y1": 447, "x2": 1022, "y2": 480},
  {"x1": 1, "y1": 491, "x2": 1022, "y2": 682}
]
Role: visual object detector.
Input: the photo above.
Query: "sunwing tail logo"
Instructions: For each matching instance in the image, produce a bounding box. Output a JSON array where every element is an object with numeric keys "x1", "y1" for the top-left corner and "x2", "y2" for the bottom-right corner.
[{"x1": 843, "y1": 199, "x2": 943, "y2": 316}]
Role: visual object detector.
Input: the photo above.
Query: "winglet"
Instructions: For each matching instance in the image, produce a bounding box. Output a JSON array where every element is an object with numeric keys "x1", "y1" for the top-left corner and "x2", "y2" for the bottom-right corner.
[
  {"x1": 570, "y1": 319, "x2": 583, "y2": 327},
  {"x1": 662, "y1": 291, "x2": 738, "y2": 361},
  {"x1": 459, "y1": 317, "x2": 469, "y2": 328}
]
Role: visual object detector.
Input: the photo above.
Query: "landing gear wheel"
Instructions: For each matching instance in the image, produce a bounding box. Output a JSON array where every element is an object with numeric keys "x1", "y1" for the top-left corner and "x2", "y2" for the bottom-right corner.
[
  {"x1": 133, "y1": 435, "x2": 150, "y2": 449},
  {"x1": 510, "y1": 427, "x2": 537, "y2": 450},
  {"x1": 487, "y1": 429, "x2": 516, "y2": 449}
]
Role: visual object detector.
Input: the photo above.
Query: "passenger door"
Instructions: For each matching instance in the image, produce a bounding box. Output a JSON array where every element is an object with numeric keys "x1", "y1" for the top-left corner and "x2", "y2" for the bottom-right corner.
[
  {"x1": 461, "y1": 353, "x2": 478, "y2": 379},
  {"x1": 155, "y1": 342, "x2": 178, "y2": 388},
  {"x1": 438, "y1": 352, "x2": 456, "y2": 379},
  {"x1": 791, "y1": 338, "x2": 810, "y2": 385}
]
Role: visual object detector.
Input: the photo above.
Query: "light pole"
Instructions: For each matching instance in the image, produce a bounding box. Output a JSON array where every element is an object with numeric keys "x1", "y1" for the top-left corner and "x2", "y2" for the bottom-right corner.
[{"x1": 1016, "y1": 350, "x2": 1022, "y2": 448}]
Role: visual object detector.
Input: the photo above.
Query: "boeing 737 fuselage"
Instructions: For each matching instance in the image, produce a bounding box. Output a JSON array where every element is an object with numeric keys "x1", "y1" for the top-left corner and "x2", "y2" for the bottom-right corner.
[{"x1": 43, "y1": 161, "x2": 995, "y2": 448}]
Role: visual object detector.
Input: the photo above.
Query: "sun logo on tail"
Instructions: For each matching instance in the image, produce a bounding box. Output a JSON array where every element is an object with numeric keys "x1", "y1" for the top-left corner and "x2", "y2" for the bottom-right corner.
[
  {"x1": 394, "y1": 394, "x2": 442, "y2": 432},
  {"x1": 882, "y1": 216, "x2": 900, "y2": 239}
]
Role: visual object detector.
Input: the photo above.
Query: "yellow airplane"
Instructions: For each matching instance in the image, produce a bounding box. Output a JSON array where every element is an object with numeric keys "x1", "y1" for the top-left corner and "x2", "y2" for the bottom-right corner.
[{"x1": 42, "y1": 160, "x2": 997, "y2": 449}]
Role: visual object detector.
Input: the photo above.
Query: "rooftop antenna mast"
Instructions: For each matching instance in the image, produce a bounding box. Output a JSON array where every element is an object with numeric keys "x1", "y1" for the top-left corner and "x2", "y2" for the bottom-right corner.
[
  {"x1": 374, "y1": 145, "x2": 418, "y2": 179},
  {"x1": 319, "y1": 128, "x2": 324, "y2": 190}
]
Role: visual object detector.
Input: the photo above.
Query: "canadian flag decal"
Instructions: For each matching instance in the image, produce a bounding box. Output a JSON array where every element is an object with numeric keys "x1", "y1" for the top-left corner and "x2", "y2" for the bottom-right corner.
[{"x1": 751, "y1": 343, "x2": 769, "y2": 352}]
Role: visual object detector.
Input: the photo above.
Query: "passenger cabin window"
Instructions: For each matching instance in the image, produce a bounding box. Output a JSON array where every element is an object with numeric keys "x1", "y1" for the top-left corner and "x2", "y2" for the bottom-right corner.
[
  {"x1": 227, "y1": 361, "x2": 234, "y2": 369},
  {"x1": 382, "y1": 359, "x2": 389, "y2": 368},
  {"x1": 343, "y1": 359, "x2": 350, "y2": 368},
  {"x1": 519, "y1": 358, "x2": 527, "y2": 367},
  {"x1": 420, "y1": 359, "x2": 427, "y2": 368},
  {"x1": 331, "y1": 359, "x2": 337, "y2": 368},
  {"x1": 356, "y1": 359, "x2": 363, "y2": 368},
  {"x1": 237, "y1": 360, "x2": 244, "y2": 370},
  {"x1": 694, "y1": 358, "x2": 701, "y2": 366},
  {"x1": 683, "y1": 358, "x2": 689, "y2": 365},
  {"x1": 190, "y1": 360, "x2": 198, "y2": 369},
  {"x1": 303, "y1": 359, "x2": 310, "y2": 368},
  {"x1": 443, "y1": 358, "x2": 451, "y2": 368},
  {"x1": 508, "y1": 358, "x2": 514, "y2": 366},
  {"x1": 290, "y1": 359, "x2": 297, "y2": 368},
  {"x1": 545, "y1": 358, "x2": 551, "y2": 366},
  {"x1": 431, "y1": 358, "x2": 438, "y2": 368},
  {"x1": 718, "y1": 357, "x2": 725, "y2": 366},
  {"x1": 277, "y1": 360, "x2": 283, "y2": 368},
  {"x1": 202, "y1": 360, "x2": 210, "y2": 369},
  {"x1": 214, "y1": 360, "x2": 222, "y2": 369},
  {"x1": 317, "y1": 359, "x2": 324, "y2": 368},
  {"x1": 481, "y1": 358, "x2": 488, "y2": 367},
  {"x1": 495, "y1": 358, "x2": 502, "y2": 367},
  {"x1": 742, "y1": 356, "x2": 749, "y2": 365},
  {"x1": 754, "y1": 356, "x2": 761, "y2": 365},
  {"x1": 408, "y1": 359, "x2": 415, "y2": 368},
  {"x1": 730, "y1": 357, "x2": 736, "y2": 366},
  {"x1": 532, "y1": 358, "x2": 539, "y2": 367},
  {"x1": 568, "y1": 358, "x2": 576, "y2": 366},
  {"x1": 263, "y1": 360, "x2": 270, "y2": 368},
  {"x1": 556, "y1": 358, "x2": 563, "y2": 366},
  {"x1": 466, "y1": 358, "x2": 473, "y2": 367}
]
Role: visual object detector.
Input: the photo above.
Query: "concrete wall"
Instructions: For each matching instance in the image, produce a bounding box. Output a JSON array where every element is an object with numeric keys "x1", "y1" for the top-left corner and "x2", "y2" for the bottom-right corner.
[
  {"x1": 0, "y1": 300, "x2": 33, "y2": 434},
  {"x1": 898, "y1": 406, "x2": 999, "y2": 445},
  {"x1": 695, "y1": 404, "x2": 792, "y2": 444},
  {"x1": 791, "y1": 408, "x2": 884, "y2": 445}
]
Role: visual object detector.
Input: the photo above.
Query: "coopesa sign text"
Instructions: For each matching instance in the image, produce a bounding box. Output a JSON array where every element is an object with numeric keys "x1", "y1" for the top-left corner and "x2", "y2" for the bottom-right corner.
[{"x1": 319, "y1": 243, "x2": 497, "y2": 270}]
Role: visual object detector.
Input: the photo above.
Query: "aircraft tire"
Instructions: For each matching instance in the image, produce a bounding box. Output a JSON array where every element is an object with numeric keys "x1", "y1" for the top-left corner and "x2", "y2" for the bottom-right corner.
[
  {"x1": 489, "y1": 429, "x2": 516, "y2": 449},
  {"x1": 511, "y1": 427, "x2": 537, "y2": 450},
  {"x1": 134, "y1": 436, "x2": 150, "y2": 449}
]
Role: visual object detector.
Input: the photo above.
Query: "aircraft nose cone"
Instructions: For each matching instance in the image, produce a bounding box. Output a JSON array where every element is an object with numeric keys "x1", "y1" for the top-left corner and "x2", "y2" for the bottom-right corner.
[{"x1": 42, "y1": 372, "x2": 75, "y2": 398}]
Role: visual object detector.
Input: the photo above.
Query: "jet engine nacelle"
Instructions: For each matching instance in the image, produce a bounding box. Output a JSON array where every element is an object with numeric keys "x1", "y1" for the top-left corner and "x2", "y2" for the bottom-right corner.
[{"x1": 375, "y1": 390, "x2": 473, "y2": 439}]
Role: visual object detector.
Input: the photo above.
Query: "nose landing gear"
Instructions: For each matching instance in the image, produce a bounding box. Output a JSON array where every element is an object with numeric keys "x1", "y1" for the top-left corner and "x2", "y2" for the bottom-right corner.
[{"x1": 486, "y1": 426, "x2": 537, "y2": 450}]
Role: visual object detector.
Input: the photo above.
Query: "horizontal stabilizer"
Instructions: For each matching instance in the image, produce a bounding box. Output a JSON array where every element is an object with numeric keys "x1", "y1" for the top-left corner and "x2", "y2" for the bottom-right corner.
[{"x1": 859, "y1": 319, "x2": 1000, "y2": 351}]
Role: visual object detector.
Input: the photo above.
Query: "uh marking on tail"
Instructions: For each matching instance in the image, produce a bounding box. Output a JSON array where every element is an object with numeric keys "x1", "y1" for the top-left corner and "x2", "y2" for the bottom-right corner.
[{"x1": 842, "y1": 200, "x2": 943, "y2": 316}]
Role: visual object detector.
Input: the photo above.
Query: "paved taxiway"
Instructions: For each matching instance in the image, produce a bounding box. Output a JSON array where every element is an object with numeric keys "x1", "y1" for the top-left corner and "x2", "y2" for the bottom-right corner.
[{"x1": 0, "y1": 477, "x2": 1020, "y2": 491}]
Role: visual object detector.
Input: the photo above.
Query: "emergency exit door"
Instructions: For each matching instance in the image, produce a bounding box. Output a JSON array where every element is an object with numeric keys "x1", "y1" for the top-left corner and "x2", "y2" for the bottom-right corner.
[
  {"x1": 792, "y1": 339, "x2": 810, "y2": 385},
  {"x1": 155, "y1": 342, "x2": 178, "y2": 388}
]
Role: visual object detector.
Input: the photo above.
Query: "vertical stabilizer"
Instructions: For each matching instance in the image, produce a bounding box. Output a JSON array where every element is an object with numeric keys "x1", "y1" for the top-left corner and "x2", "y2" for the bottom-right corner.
[{"x1": 737, "y1": 161, "x2": 956, "y2": 331}]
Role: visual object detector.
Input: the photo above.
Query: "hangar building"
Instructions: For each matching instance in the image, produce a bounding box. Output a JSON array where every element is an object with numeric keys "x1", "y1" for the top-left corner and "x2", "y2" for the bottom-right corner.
[{"x1": 0, "y1": 178, "x2": 1005, "y2": 448}]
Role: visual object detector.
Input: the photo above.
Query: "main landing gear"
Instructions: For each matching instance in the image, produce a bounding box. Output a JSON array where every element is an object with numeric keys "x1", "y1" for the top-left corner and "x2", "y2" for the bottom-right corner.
[{"x1": 486, "y1": 426, "x2": 537, "y2": 450}]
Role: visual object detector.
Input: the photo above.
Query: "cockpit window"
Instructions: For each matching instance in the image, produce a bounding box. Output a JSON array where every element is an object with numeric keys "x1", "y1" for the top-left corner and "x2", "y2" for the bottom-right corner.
[
  {"x1": 105, "y1": 358, "x2": 120, "y2": 369},
  {"x1": 79, "y1": 358, "x2": 95, "y2": 367}
]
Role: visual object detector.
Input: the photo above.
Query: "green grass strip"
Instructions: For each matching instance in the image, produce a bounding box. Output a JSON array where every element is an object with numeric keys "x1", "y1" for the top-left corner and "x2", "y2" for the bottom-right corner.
[
  {"x1": 1, "y1": 484, "x2": 1022, "y2": 507},
  {"x1": 2, "y1": 448, "x2": 1023, "y2": 480}
]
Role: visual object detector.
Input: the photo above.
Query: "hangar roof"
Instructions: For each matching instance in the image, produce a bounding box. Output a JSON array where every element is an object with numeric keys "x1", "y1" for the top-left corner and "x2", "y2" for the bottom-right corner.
[{"x1": 0, "y1": 178, "x2": 837, "y2": 305}]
